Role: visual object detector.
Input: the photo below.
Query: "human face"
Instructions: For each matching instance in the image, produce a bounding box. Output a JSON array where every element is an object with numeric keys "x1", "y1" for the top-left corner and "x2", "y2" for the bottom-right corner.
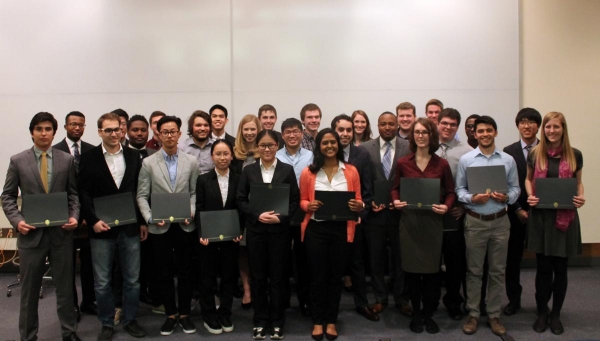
[
  {"x1": 397, "y1": 109, "x2": 415, "y2": 132},
  {"x1": 98, "y1": 119, "x2": 121, "y2": 150},
  {"x1": 31, "y1": 121, "x2": 55, "y2": 150},
  {"x1": 259, "y1": 110, "x2": 277, "y2": 131},
  {"x1": 118, "y1": 116, "x2": 128, "y2": 140},
  {"x1": 151, "y1": 115, "x2": 164, "y2": 137},
  {"x1": 210, "y1": 109, "x2": 228, "y2": 132},
  {"x1": 518, "y1": 118, "x2": 539, "y2": 141},
  {"x1": 303, "y1": 110, "x2": 321, "y2": 133},
  {"x1": 282, "y1": 126, "x2": 302, "y2": 149},
  {"x1": 212, "y1": 142, "x2": 233, "y2": 171},
  {"x1": 320, "y1": 133, "x2": 338, "y2": 159},
  {"x1": 353, "y1": 115, "x2": 367, "y2": 136},
  {"x1": 438, "y1": 117, "x2": 459, "y2": 143},
  {"x1": 413, "y1": 123, "x2": 430, "y2": 149},
  {"x1": 335, "y1": 120, "x2": 353, "y2": 147},
  {"x1": 64, "y1": 115, "x2": 85, "y2": 142},
  {"x1": 474, "y1": 123, "x2": 497, "y2": 149},
  {"x1": 127, "y1": 120, "x2": 149, "y2": 149},
  {"x1": 257, "y1": 135, "x2": 278, "y2": 163},
  {"x1": 192, "y1": 117, "x2": 211, "y2": 142},
  {"x1": 465, "y1": 118, "x2": 477, "y2": 139},
  {"x1": 378, "y1": 114, "x2": 398, "y2": 141},
  {"x1": 242, "y1": 121, "x2": 258, "y2": 144},
  {"x1": 544, "y1": 118, "x2": 563, "y2": 146},
  {"x1": 159, "y1": 121, "x2": 182, "y2": 150},
  {"x1": 426, "y1": 105, "x2": 442, "y2": 124}
]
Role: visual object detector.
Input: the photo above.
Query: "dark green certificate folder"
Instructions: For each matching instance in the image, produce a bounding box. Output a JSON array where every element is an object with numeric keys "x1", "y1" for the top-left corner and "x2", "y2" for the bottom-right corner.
[
  {"x1": 466, "y1": 165, "x2": 508, "y2": 194},
  {"x1": 21, "y1": 192, "x2": 69, "y2": 227},
  {"x1": 151, "y1": 192, "x2": 191, "y2": 223},
  {"x1": 536, "y1": 178, "x2": 577, "y2": 209},
  {"x1": 400, "y1": 178, "x2": 440, "y2": 209},
  {"x1": 373, "y1": 180, "x2": 393, "y2": 206},
  {"x1": 93, "y1": 192, "x2": 137, "y2": 227},
  {"x1": 249, "y1": 183, "x2": 290, "y2": 216},
  {"x1": 200, "y1": 209, "x2": 240, "y2": 242},
  {"x1": 314, "y1": 191, "x2": 356, "y2": 221}
]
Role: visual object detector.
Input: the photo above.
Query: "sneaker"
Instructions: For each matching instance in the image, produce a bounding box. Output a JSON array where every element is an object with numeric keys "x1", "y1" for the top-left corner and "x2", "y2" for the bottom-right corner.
[
  {"x1": 218, "y1": 316, "x2": 234, "y2": 332},
  {"x1": 179, "y1": 316, "x2": 196, "y2": 334},
  {"x1": 203, "y1": 316, "x2": 223, "y2": 335},
  {"x1": 124, "y1": 320, "x2": 147, "y2": 338},
  {"x1": 252, "y1": 327, "x2": 266, "y2": 340},
  {"x1": 97, "y1": 326, "x2": 114, "y2": 341},
  {"x1": 113, "y1": 308, "x2": 122, "y2": 326},
  {"x1": 271, "y1": 327, "x2": 284, "y2": 340},
  {"x1": 152, "y1": 304, "x2": 166, "y2": 315},
  {"x1": 160, "y1": 317, "x2": 178, "y2": 336}
]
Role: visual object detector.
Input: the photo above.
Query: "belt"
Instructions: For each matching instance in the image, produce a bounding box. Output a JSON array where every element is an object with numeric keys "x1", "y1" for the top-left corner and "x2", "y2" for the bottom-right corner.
[{"x1": 466, "y1": 209, "x2": 507, "y2": 222}]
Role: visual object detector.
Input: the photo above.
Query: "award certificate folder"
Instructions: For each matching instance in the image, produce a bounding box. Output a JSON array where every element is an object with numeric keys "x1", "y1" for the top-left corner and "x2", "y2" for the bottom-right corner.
[
  {"x1": 249, "y1": 183, "x2": 290, "y2": 216},
  {"x1": 400, "y1": 178, "x2": 440, "y2": 209},
  {"x1": 21, "y1": 192, "x2": 69, "y2": 227},
  {"x1": 93, "y1": 192, "x2": 137, "y2": 227},
  {"x1": 536, "y1": 178, "x2": 577, "y2": 209},
  {"x1": 200, "y1": 210, "x2": 240, "y2": 242},
  {"x1": 373, "y1": 180, "x2": 393, "y2": 206},
  {"x1": 466, "y1": 165, "x2": 508, "y2": 194},
  {"x1": 314, "y1": 191, "x2": 356, "y2": 221},
  {"x1": 151, "y1": 192, "x2": 191, "y2": 223}
]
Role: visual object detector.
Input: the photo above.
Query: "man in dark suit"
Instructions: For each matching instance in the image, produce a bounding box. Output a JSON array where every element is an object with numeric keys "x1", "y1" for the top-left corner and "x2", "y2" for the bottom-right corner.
[
  {"x1": 362, "y1": 112, "x2": 411, "y2": 316},
  {"x1": 2, "y1": 112, "x2": 81, "y2": 341},
  {"x1": 53, "y1": 111, "x2": 97, "y2": 321},
  {"x1": 502, "y1": 107, "x2": 542, "y2": 316},
  {"x1": 331, "y1": 114, "x2": 380, "y2": 322},
  {"x1": 210, "y1": 104, "x2": 236, "y2": 145},
  {"x1": 258, "y1": 104, "x2": 284, "y2": 149},
  {"x1": 127, "y1": 114, "x2": 158, "y2": 158},
  {"x1": 78, "y1": 113, "x2": 147, "y2": 340}
]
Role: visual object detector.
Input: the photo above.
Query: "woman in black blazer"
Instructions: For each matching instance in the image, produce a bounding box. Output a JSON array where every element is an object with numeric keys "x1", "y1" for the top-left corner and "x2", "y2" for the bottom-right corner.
[{"x1": 236, "y1": 130, "x2": 300, "y2": 340}]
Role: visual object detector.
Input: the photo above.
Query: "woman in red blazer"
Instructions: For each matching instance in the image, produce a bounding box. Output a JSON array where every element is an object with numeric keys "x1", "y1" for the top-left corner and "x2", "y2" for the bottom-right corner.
[{"x1": 299, "y1": 128, "x2": 364, "y2": 341}]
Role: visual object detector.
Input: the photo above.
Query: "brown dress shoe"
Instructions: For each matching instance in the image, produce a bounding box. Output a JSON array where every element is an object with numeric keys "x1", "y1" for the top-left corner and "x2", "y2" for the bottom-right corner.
[
  {"x1": 395, "y1": 303, "x2": 413, "y2": 317},
  {"x1": 462, "y1": 316, "x2": 478, "y2": 335},
  {"x1": 371, "y1": 303, "x2": 385, "y2": 314},
  {"x1": 488, "y1": 317, "x2": 507, "y2": 336}
]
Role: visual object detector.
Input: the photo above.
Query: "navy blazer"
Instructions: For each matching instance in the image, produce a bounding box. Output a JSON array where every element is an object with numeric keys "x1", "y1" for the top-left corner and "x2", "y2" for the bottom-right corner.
[
  {"x1": 53, "y1": 138, "x2": 95, "y2": 156},
  {"x1": 195, "y1": 169, "x2": 243, "y2": 237},
  {"x1": 347, "y1": 144, "x2": 374, "y2": 218},
  {"x1": 503, "y1": 140, "x2": 536, "y2": 213}
]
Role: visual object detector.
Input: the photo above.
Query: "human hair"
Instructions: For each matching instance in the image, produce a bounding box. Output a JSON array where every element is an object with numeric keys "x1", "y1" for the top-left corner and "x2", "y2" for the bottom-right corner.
[
  {"x1": 300, "y1": 103, "x2": 322, "y2": 121},
  {"x1": 465, "y1": 114, "x2": 481, "y2": 122},
  {"x1": 330, "y1": 114, "x2": 353, "y2": 130},
  {"x1": 396, "y1": 102, "x2": 416, "y2": 116},
  {"x1": 438, "y1": 108, "x2": 462, "y2": 126},
  {"x1": 256, "y1": 129, "x2": 279, "y2": 146},
  {"x1": 308, "y1": 128, "x2": 345, "y2": 174},
  {"x1": 280, "y1": 117, "x2": 303, "y2": 132},
  {"x1": 474, "y1": 115, "x2": 497, "y2": 131},
  {"x1": 209, "y1": 104, "x2": 228, "y2": 118},
  {"x1": 149, "y1": 110, "x2": 166, "y2": 122},
  {"x1": 532, "y1": 111, "x2": 576, "y2": 173},
  {"x1": 65, "y1": 111, "x2": 85, "y2": 123},
  {"x1": 515, "y1": 107, "x2": 542, "y2": 127},
  {"x1": 127, "y1": 114, "x2": 149, "y2": 129},
  {"x1": 258, "y1": 104, "x2": 277, "y2": 118},
  {"x1": 111, "y1": 108, "x2": 129, "y2": 121},
  {"x1": 408, "y1": 118, "x2": 440, "y2": 154},
  {"x1": 425, "y1": 99, "x2": 443, "y2": 112},
  {"x1": 351, "y1": 110, "x2": 372, "y2": 142},
  {"x1": 157, "y1": 115, "x2": 182, "y2": 132},
  {"x1": 211, "y1": 138, "x2": 234, "y2": 155},
  {"x1": 186, "y1": 110, "x2": 211, "y2": 137},
  {"x1": 29, "y1": 112, "x2": 58, "y2": 134},
  {"x1": 97, "y1": 113, "x2": 120, "y2": 129},
  {"x1": 234, "y1": 114, "x2": 261, "y2": 160},
  {"x1": 378, "y1": 111, "x2": 396, "y2": 120}
]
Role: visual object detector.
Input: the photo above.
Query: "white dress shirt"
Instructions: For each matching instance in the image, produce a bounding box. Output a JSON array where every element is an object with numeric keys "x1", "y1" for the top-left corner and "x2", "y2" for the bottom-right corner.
[
  {"x1": 102, "y1": 143, "x2": 126, "y2": 188},
  {"x1": 216, "y1": 168, "x2": 230, "y2": 206},
  {"x1": 313, "y1": 161, "x2": 348, "y2": 220},
  {"x1": 260, "y1": 159, "x2": 277, "y2": 183},
  {"x1": 66, "y1": 137, "x2": 81, "y2": 156}
]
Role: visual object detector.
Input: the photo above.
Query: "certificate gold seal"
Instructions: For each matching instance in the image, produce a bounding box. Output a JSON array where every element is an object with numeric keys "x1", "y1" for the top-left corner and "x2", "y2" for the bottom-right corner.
[
  {"x1": 553, "y1": 202, "x2": 559, "y2": 208},
  {"x1": 44, "y1": 219, "x2": 50, "y2": 226},
  {"x1": 332, "y1": 215, "x2": 337, "y2": 220},
  {"x1": 268, "y1": 184, "x2": 273, "y2": 189},
  {"x1": 219, "y1": 235, "x2": 224, "y2": 241},
  {"x1": 114, "y1": 219, "x2": 119, "y2": 225},
  {"x1": 169, "y1": 216, "x2": 174, "y2": 222},
  {"x1": 417, "y1": 203, "x2": 422, "y2": 208},
  {"x1": 485, "y1": 188, "x2": 491, "y2": 194}
]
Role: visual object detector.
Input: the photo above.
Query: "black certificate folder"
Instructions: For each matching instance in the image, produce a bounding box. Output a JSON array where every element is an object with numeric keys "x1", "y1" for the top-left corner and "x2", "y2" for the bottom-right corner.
[
  {"x1": 21, "y1": 192, "x2": 69, "y2": 227},
  {"x1": 536, "y1": 178, "x2": 577, "y2": 209},
  {"x1": 314, "y1": 191, "x2": 356, "y2": 221},
  {"x1": 373, "y1": 180, "x2": 393, "y2": 206},
  {"x1": 400, "y1": 178, "x2": 440, "y2": 209},
  {"x1": 466, "y1": 165, "x2": 508, "y2": 194},
  {"x1": 200, "y1": 210, "x2": 240, "y2": 242},
  {"x1": 151, "y1": 193, "x2": 191, "y2": 223},
  {"x1": 249, "y1": 183, "x2": 290, "y2": 216},
  {"x1": 93, "y1": 192, "x2": 137, "y2": 227}
]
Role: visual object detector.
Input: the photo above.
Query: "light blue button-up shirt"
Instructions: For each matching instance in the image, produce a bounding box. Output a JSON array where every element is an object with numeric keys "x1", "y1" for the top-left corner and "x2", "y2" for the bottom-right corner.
[
  {"x1": 276, "y1": 147, "x2": 313, "y2": 185},
  {"x1": 161, "y1": 149, "x2": 178, "y2": 190}
]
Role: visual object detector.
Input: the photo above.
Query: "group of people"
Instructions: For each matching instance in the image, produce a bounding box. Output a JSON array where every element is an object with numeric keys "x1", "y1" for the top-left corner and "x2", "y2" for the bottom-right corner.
[{"x1": 1, "y1": 99, "x2": 585, "y2": 341}]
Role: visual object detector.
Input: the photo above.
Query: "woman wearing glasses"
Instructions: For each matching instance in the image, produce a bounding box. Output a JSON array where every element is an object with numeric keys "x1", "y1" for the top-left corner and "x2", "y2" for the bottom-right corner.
[
  {"x1": 236, "y1": 130, "x2": 299, "y2": 340},
  {"x1": 351, "y1": 110, "x2": 373, "y2": 146},
  {"x1": 391, "y1": 118, "x2": 455, "y2": 334}
]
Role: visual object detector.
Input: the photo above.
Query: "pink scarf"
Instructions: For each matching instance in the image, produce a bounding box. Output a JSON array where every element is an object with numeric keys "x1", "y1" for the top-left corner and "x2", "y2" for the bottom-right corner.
[{"x1": 533, "y1": 146, "x2": 575, "y2": 232}]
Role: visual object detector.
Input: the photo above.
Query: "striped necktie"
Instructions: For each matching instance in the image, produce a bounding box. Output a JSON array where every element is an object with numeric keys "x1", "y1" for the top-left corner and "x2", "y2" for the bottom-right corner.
[
  {"x1": 440, "y1": 143, "x2": 449, "y2": 159},
  {"x1": 73, "y1": 142, "x2": 80, "y2": 170},
  {"x1": 383, "y1": 141, "x2": 392, "y2": 179}
]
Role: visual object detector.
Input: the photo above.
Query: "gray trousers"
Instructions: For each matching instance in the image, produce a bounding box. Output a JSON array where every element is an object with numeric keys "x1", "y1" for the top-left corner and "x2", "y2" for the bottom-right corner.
[{"x1": 464, "y1": 213, "x2": 510, "y2": 319}]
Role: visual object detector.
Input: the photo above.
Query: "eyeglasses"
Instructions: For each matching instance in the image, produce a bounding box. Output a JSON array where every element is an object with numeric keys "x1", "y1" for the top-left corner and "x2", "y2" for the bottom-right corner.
[
  {"x1": 258, "y1": 144, "x2": 277, "y2": 150},
  {"x1": 519, "y1": 119, "x2": 537, "y2": 126},
  {"x1": 439, "y1": 121, "x2": 458, "y2": 128},
  {"x1": 465, "y1": 124, "x2": 475, "y2": 129},
  {"x1": 214, "y1": 152, "x2": 231, "y2": 158},
  {"x1": 283, "y1": 129, "x2": 302, "y2": 136},
  {"x1": 160, "y1": 130, "x2": 180, "y2": 137},
  {"x1": 414, "y1": 130, "x2": 430, "y2": 136},
  {"x1": 99, "y1": 128, "x2": 122, "y2": 135},
  {"x1": 67, "y1": 123, "x2": 86, "y2": 128}
]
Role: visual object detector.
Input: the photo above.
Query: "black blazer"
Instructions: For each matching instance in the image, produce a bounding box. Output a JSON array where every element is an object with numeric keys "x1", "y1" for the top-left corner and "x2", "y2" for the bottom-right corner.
[
  {"x1": 230, "y1": 156, "x2": 259, "y2": 176},
  {"x1": 78, "y1": 144, "x2": 144, "y2": 239},
  {"x1": 195, "y1": 169, "x2": 243, "y2": 237},
  {"x1": 224, "y1": 133, "x2": 236, "y2": 147},
  {"x1": 53, "y1": 138, "x2": 95, "y2": 155},
  {"x1": 236, "y1": 160, "x2": 299, "y2": 233},
  {"x1": 503, "y1": 140, "x2": 535, "y2": 213},
  {"x1": 347, "y1": 144, "x2": 374, "y2": 218}
]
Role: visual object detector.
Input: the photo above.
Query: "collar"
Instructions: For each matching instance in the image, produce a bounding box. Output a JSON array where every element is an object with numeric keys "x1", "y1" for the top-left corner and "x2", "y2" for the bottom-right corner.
[
  {"x1": 215, "y1": 168, "x2": 230, "y2": 178},
  {"x1": 161, "y1": 148, "x2": 179, "y2": 159},
  {"x1": 520, "y1": 139, "x2": 538, "y2": 150},
  {"x1": 33, "y1": 146, "x2": 53, "y2": 158},
  {"x1": 284, "y1": 146, "x2": 303, "y2": 156},
  {"x1": 440, "y1": 138, "x2": 459, "y2": 148},
  {"x1": 128, "y1": 144, "x2": 146, "y2": 151},
  {"x1": 475, "y1": 147, "x2": 501, "y2": 157},
  {"x1": 260, "y1": 158, "x2": 277, "y2": 171},
  {"x1": 188, "y1": 136, "x2": 214, "y2": 148},
  {"x1": 379, "y1": 136, "x2": 395, "y2": 149},
  {"x1": 66, "y1": 137, "x2": 80, "y2": 149},
  {"x1": 343, "y1": 144, "x2": 351, "y2": 157},
  {"x1": 102, "y1": 143, "x2": 123, "y2": 155},
  {"x1": 212, "y1": 132, "x2": 226, "y2": 140}
]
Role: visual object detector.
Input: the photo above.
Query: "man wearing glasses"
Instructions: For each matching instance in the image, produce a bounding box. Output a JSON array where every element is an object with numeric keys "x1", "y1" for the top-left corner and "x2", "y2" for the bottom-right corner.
[
  {"x1": 78, "y1": 113, "x2": 147, "y2": 340},
  {"x1": 464, "y1": 114, "x2": 480, "y2": 149},
  {"x1": 178, "y1": 110, "x2": 214, "y2": 174}
]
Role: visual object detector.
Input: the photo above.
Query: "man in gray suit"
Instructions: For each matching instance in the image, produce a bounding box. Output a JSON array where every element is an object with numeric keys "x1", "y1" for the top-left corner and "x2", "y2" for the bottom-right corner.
[
  {"x1": 2, "y1": 112, "x2": 81, "y2": 341},
  {"x1": 361, "y1": 111, "x2": 411, "y2": 316},
  {"x1": 137, "y1": 115, "x2": 199, "y2": 336}
]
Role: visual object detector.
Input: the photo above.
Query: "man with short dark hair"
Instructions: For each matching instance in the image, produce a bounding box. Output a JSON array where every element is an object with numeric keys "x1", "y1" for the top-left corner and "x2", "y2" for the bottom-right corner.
[
  {"x1": 146, "y1": 111, "x2": 166, "y2": 150},
  {"x1": 396, "y1": 102, "x2": 416, "y2": 140},
  {"x1": 300, "y1": 103, "x2": 322, "y2": 151},
  {"x1": 111, "y1": 109, "x2": 130, "y2": 147},
  {"x1": 178, "y1": 110, "x2": 214, "y2": 174},
  {"x1": 258, "y1": 104, "x2": 284, "y2": 148},
  {"x1": 464, "y1": 114, "x2": 480, "y2": 149},
  {"x1": 127, "y1": 115, "x2": 157, "y2": 158},
  {"x1": 209, "y1": 104, "x2": 236, "y2": 145},
  {"x1": 425, "y1": 99, "x2": 443, "y2": 124}
]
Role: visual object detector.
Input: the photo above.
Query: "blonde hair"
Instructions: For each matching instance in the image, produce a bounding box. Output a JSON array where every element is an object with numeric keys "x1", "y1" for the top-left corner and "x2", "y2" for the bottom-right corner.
[
  {"x1": 532, "y1": 111, "x2": 576, "y2": 172},
  {"x1": 234, "y1": 114, "x2": 261, "y2": 160}
]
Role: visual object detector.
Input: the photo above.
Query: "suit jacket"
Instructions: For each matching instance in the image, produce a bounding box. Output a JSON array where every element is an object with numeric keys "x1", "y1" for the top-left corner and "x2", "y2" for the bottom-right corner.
[
  {"x1": 503, "y1": 140, "x2": 536, "y2": 214},
  {"x1": 224, "y1": 133, "x2": 236, "y2": 147},
  {"x1": 78, "y1": 144, "x2": 144, "y2": 239},
  {"x1": 137, "y1": 149, "x2": 199, "y2": 234},
  {"x1": 236, "y1": 160, "x2": 299, "y2": 233},
  {"x1": 53, "y1": 138, "x2": 95, "y2": 156},
  {"x1": 195, "y1": 169, "x2": 243, "y2": 237},
  {"x1": 2, "y1": 147, "x2": 79, "y2": 248},
  {"x1": 347, "y1": 144, "x2": 374, "y2": 219}
]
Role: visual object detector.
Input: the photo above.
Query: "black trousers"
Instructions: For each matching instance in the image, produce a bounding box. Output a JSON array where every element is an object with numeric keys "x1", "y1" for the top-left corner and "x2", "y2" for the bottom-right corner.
[
  {"x1": 440, "y1": 229, "x2": 466, "y2": 310},
  {"x1": 406, "y1": 272, "x2": 437, "y2": 318},
  {"x1": 535, "y1": 254, "x2": 568, "y2": 316},
  {"x1": 346, "y1": 223, "x2": 369, "y2": 308},
  {"x1": 72, "y1": 237, "x2": 95, "y2": 307},
  {"x1": 505, "y1": 214, "x2": 526, "y2": 305},
  {"x1": 199, "y1": 241, "x2": 239, "y2": 319},
  {"x1": 247, "y1": 229, "x2": 289, "y2": 328},
  {"x1": 306, "y1": 220, "x2": 347, "y2": 325},
  {"x1": 290, "y1": 224, "x2": 310, "y2": 306},
  {"x1": 149, "y1": 224, "x2": 196, "y2": 316},
  {"x1": 139, "y1": 238, "x2": 161, "y2": 305}
]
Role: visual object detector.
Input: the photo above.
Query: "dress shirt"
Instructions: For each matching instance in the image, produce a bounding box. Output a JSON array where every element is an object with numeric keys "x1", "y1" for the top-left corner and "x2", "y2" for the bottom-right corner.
[
  {"x1": 435, "y1": 139, "x2": 473, "y2": 179},
  {"x1": 343, "y1": 145, "x2": 350, "y2": 162},
  {"x1": 520, "y1": 138, "x2": 538, "y2": 160},
  {"x1": 178, "y1": 136, "x2": 214, "y2": 175},
  {"x1": 260, "y1": 159, "x2": 277, "y2": 183},
  {"x1": 216, "y1": 168, "x2": 229, "y2": 206},
  {"x1": 313, "y1": 161, "x2": 348, "y2": 220},
  {"x1": 102, "y1": 143, "x2": 126, "y2": 188},
  {"x1": 397, "y1": 130, "x2": 410, "y2": 140},
  {"x1": 455, "y1": 147, "x2": 520, "y2": 215},
  {"x1": 276, "y1": 147, "x2": 313, "y2": 185},
  {"x1": 301, "y1": 130, "x2": 316, "y2": 151},
  {"x1": 161, "y1": 149, "x2": 178, "y2": 190},
  {"x1": 379, "y1": 136, "x2": 397, "y2": 162},
  {"x1": 65, "y1": 137, "x2": 81, "y2": 156},
  {"x1": 212, "y1": 132, "x2": 226, "y2": 140},
  {"x1": 33, "y1": 146, "x2": 53, "y2": 188}
]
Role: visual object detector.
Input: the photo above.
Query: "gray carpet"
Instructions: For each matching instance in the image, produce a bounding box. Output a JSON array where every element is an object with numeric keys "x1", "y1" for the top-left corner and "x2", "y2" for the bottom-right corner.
[{"x1": 1, "y1": 267, "x2": 600, "y2": 341}]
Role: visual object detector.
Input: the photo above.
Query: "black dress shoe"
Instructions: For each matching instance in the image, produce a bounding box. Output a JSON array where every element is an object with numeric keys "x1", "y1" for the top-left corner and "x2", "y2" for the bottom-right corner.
[
  {"x1": 549, "y1": 315, "x2": 564, "y2": 335},
  {"x1": 62, "y1": 333, "x2": 82, "y2": 341},
  {"x1": 300, "y1": 302, "x2": 311, "y2": 317},
  {"x1": 409, "y1": 316, "x2": 423, "y2": 333},
  {"x1": 124, "y1": 320, "x2": 147, "y2": 338},
  {"x1": 311, "y1": 332, "x2": 324, "y2": 341},
  {"x1": 448, "y1": 306, "x2": 463, "y2": 321},
  {"x1": 503, "y1": 302, "x2": 521, "y2": 316},
  {"x1": 97, "y1": 326, "x2": 114, "y2": 341},
  {"x1": 533, "y1": 313, "x2": 548, "y2": 333},
  {"x1": 80, "y1": 302, "x2": 98, "y2": 315},
  {"x1": 325, "y1": 332, "x2": 338, "y2": 341},
  {"x1": 356, "y1": 306, "x2": 380, "y2": 321},
  {"x1": 424, "y1": 318, "x2": 439, "y2": 334}
]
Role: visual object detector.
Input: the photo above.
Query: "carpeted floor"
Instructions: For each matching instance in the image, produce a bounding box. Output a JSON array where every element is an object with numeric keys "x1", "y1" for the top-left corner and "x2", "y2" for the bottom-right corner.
[{"x1": 1, "y1": 267, "x2": 599, "y2": 341}]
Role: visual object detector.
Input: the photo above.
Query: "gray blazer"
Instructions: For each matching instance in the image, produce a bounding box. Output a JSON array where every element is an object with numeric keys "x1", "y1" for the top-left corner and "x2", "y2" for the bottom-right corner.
[
  {"x1": 1, "y1": 147, "x2": 79, "y2": 248},
  {"x1": 137, "y1": 149, "x2": 199, "y2": 234},
  {"x1": 362, "y1": 137, "x2": 410, "y2": 182}
]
